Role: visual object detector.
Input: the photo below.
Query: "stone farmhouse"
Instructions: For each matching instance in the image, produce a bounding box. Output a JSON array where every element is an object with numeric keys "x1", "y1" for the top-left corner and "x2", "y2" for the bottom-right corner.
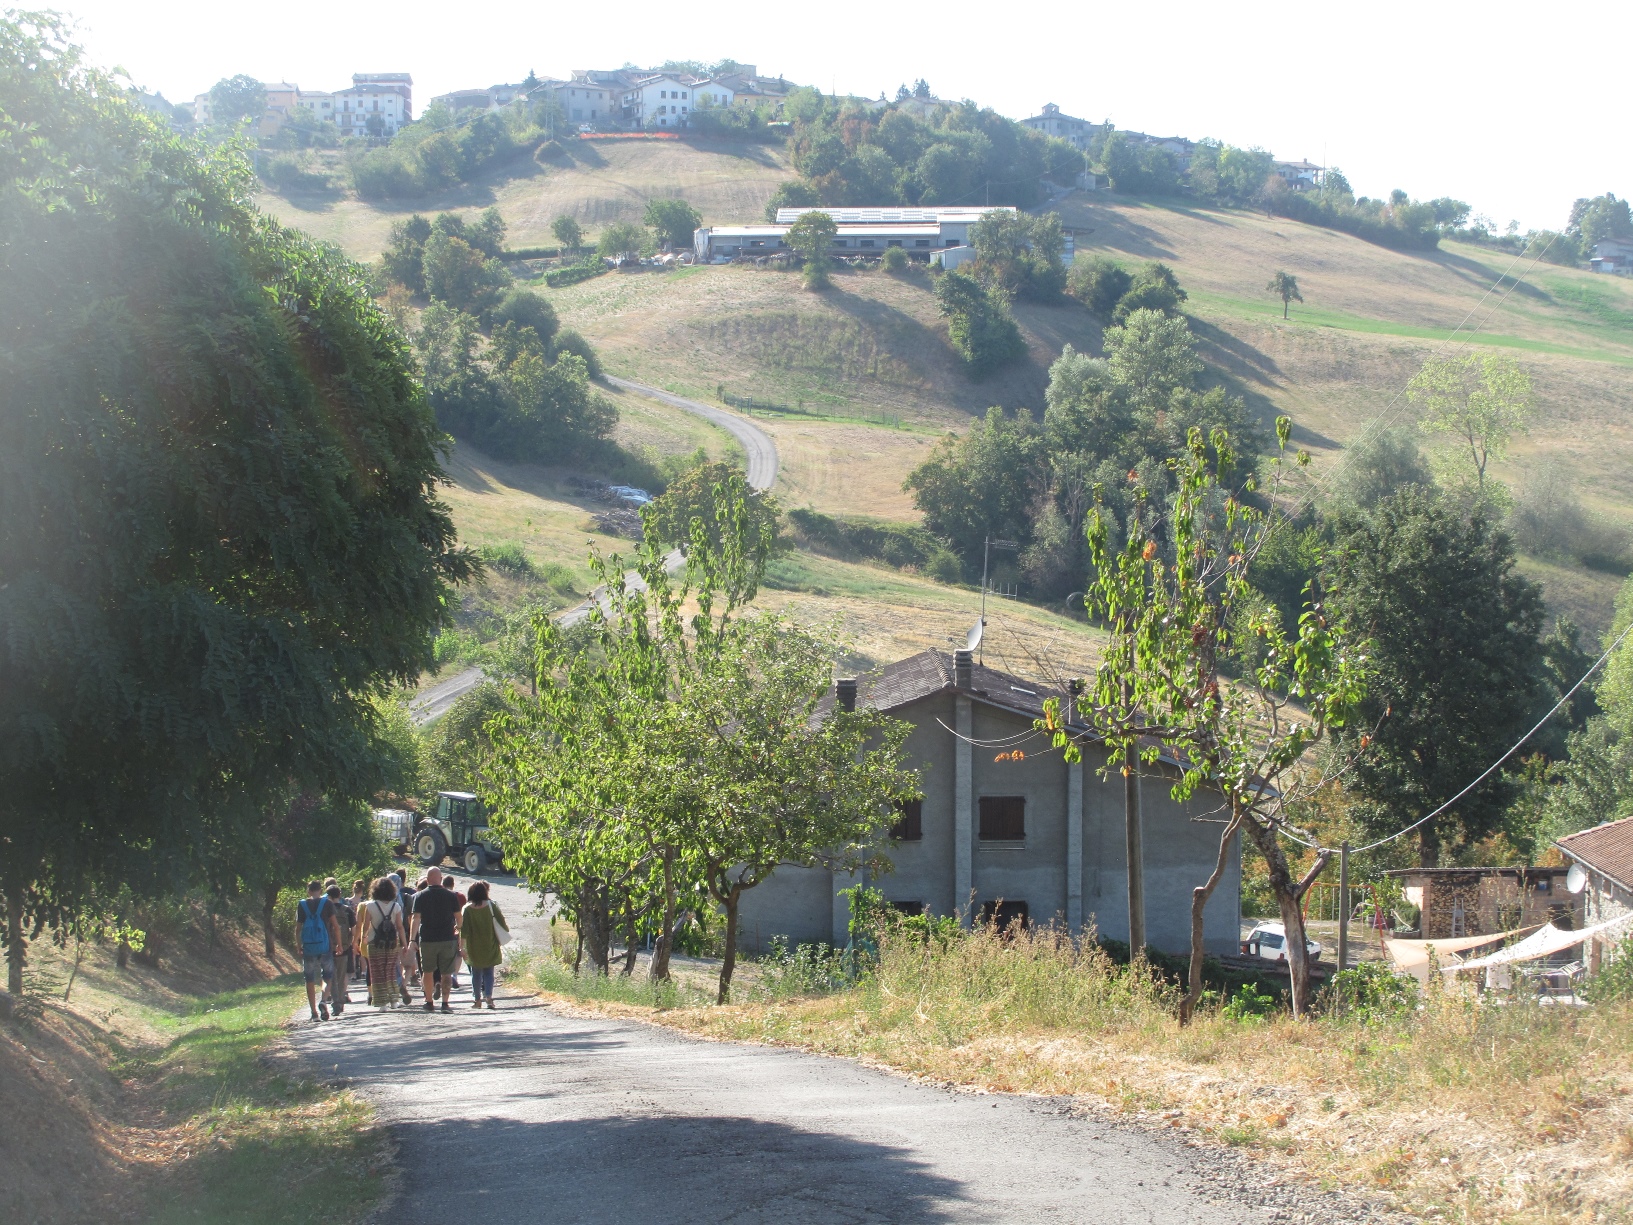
[{"x1": 734, "y1": 649, "x2": 1243, "y2": 957}]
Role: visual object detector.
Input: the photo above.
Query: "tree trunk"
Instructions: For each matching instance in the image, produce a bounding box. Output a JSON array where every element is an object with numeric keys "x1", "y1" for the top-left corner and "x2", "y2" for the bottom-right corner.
[
  {"x1": 620, "y1": 906, "x2": 638, "y2": 977},
  {"x1": 6, "y1": 889, "x2": 23, "y2": 998},
  {"x1": 1242, "y1": 819, "x2": 1331, "y2": 1017},
  {"x1": 717, "y1": 885, "x2": 742, "y2": 1005},
  {"x1": 1419, "y1": 818, "x2": 1439, "y2": 869},
  {"x1": 1179, "y1": 808, "x2": 1246, "y2": 1024},
  {"x1": 580, "y1": 883, "x2": 611, "y2": 975},
  {"x1": 573, "y1": 925, "x2": 583, "y2": 974},
  {"x1": 649, "y1": 845, "x2": 676, "y2": 984},
  {"x1": 261, "y1": 884, "x2": 279, "y2": 960}
]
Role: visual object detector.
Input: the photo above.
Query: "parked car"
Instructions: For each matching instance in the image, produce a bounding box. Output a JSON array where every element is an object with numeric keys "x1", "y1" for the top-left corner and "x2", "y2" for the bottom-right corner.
[
  {"x1": 606, "y1": 485, "x2": 652, "y2": 506},
  {"x1": 578, "y1": 123, "x2": 594, "y2": 133},
  {"x1": 1242, "y1": 921, "x2": 1322, "y2": 962}
]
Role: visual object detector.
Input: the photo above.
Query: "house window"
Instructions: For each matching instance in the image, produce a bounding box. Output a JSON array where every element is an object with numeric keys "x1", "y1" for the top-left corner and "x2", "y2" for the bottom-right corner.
[
  {"x1": 980, "y1": 900, "x2": 1030, "y2": 932},
  {"x1": 915, "y1": 240, "x2": 930, "y2": 247},
  {"x1": 978, "y1": 796, "x2": 1025, "y2": 841},
  {"x1": 833, "y1": 239, "x2": 848, "y2": 247},
  {"x1": 890, "y1": 799, "x2": 923, "y2": 842},
  {"x1": 890, "y1": 900, "x2": 926, "y2": 916},
  {"x1": 860, "y1": 239, "x2": 875, "y2": 248},
  {"x1": 886, "y1": 240, "x2": 903, "y2": 247}
]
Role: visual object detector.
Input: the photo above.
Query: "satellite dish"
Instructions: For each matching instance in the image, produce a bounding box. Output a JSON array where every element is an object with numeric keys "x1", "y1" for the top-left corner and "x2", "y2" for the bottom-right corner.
[
  {"x1": 1567, "y1": 863, "x2": 1587, "y2": 894},
  {"x1": 965, "y1": 618, "x2": 985, "y2": 652}
]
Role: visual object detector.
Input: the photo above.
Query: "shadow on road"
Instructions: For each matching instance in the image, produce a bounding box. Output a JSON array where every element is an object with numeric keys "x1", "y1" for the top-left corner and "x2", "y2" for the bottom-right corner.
[{"x1": 396, "y1": 1114, "x2": 969, "y2": 1224}]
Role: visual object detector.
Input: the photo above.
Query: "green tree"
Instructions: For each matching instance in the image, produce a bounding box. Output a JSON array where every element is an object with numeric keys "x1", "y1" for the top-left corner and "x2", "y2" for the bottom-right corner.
[
  {"x1": 421, "y1": 683, "x2": 514, "y2": 793},
  {"x1": 1110, "y1": 262, "x2": 1187, "y2": 323},
  {"x1": 423, "y1": 218, "x2": 511, "y2": 316},
  {"x1": 1066, "y1": 256, "x2": 1132, "y2": 319},
  {"x1": 1568, "y1": 193, "x2": 1633, "y2": 247},
  {"x1": 207, "y1": 73, "x2": 266, "y2": 128},
  {"x1": 1050, "y1": 421, "x2": 1365, "y2": 1018},
  {"x1": 936, "y1": 269, "x2": 1026, "y2": 376},
  {"x1": 551, "y1": 215, "x2": 583, "y2": 253},
  {"x1": 597, "y1": 220, "x2": 647, "y2": 260},
  {"x1": 786, "y1": 209, "x2": 839, "y2": 288},
  {"x1": 0, "y1": 16, "x2": 473, "y2": 993},
  {"x1": 1267, "y1": 270, "x2": 1303, "y2": 319},
  {"x1": 381, "y1": 214, "x2": 432, "y2": 293},
  {"x1": 644, "y1": 197, "x2": 703, "y2": 251},
  {"x1": 904, "y1": 407, "x2": 1039, "y2": 567},
  {"x1": 763, "y1": 180, "x2": 820, "y2": 223},
  {"x1": 642, "y1": 462, "x2": 781, "y2": 574},
  {"x1": 971, "y1": 210, "x2": 1066, "y2": 301},
  {"x1": 1327, "y1": 488, "x2": 1546, "y2": 864},
  {"x1": 490, "y1": 288, "x2": 560, "y2": 350},
  {"x1": 1100, "y1": 307, "x2": 1202, "y2": 413},
  {"x1": 1407, "y1": 354, "x2": 1533, "y2": 491}
]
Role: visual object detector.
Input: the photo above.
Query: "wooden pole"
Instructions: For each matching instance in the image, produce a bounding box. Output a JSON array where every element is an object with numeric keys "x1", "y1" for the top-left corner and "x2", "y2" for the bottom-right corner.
[{"x1": 1125, "y1": 739, "x2": 1145, "y2": 956}]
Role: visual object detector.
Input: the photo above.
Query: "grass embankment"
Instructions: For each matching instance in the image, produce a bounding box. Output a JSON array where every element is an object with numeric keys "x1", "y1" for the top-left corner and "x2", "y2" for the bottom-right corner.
[
  {"x1": 2, "y1": 924, "x2": 385, "y2": 1224},
  {"x1": 512, "y1": 925, "x2": 1633, "y2": 1224}
]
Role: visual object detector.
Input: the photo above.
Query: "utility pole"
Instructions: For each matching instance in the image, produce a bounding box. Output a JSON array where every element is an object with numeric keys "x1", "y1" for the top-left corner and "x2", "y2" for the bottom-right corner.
[{"x1": 1337, "y1": 841, "x2": 1350, "y2": 974}]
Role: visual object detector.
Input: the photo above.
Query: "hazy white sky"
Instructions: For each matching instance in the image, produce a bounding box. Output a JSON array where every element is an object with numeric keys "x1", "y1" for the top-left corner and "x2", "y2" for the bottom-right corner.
[{"x1": 54, "y1": 0, "x2": 1629, "y2": 231}]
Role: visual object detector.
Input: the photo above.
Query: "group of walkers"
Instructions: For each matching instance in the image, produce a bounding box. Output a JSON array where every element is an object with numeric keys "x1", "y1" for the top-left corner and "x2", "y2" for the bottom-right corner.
[{"x1": 296, "y1": 865, "x2": 509, "y2": 1020}]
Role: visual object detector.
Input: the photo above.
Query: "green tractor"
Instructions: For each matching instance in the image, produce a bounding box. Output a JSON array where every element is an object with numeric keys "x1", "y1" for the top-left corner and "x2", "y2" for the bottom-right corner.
[{"x1": 412, "y1": 791, "x2": 505, "y2": 874}]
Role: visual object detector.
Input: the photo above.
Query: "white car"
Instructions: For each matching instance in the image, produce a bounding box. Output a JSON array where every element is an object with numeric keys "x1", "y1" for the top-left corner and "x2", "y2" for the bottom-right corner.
[
  {"x1": 578, "y1": 123, "x2": 594, "y2": 134},
  {"x1": 607, "y1": 485, "x2": 652, "y2": 506},
  {"x1": 1242, "y1": 921, "x2": 1322, "y2": 962}
]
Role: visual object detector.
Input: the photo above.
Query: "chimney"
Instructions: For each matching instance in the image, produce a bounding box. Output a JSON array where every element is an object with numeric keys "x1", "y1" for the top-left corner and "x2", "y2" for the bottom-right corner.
[
  {"x1": 954, "y1": 649, "x2": 973, "y2": 689},
  {"x1": 836, "y1": 678, "x2": 857, "y2": 712}
]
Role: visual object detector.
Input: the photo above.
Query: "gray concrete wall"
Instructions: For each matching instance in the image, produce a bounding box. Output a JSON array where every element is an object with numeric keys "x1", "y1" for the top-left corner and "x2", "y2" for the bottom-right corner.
[{"x1": 736, "y1": 691, "x2": 1242, "y2": 956}]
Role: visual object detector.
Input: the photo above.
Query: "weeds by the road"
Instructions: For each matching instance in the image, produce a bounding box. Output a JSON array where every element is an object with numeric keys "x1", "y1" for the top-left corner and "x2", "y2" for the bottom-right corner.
[
  {"x1": 131, "y1": 976, "x2": 387, "y2": 1224},
  {"x1": 521, "y1": 921, "x2": 1633, "y2": 1223}
]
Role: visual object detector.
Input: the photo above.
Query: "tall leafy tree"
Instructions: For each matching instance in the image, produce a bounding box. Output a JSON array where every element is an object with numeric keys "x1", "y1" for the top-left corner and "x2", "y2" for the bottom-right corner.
[
  {"x1": 1406, "y1": 353, "x2": 1533, "y2": 491},
  {"x1": 786, "y1": 209, "x2": 838, "y2": 288},
  {"x1": 551, "y1": 215, "x2": 584, "y2": 253},
  {"x1": 904, "y1": 408, "x2": 1039, "y2": 567},
  {"x1": 0, "y1": 16, "x2": 473, "y2": 993},
  {"x1": 1327, "y1": 488, "x2": 1545, "y2": 864},
  {"x1": 207, "y1": 73, "x2": 266, "y2": 128},
  {"x1": 936, "y1": 269, "x2": 1026, "y2": 376},
  {"x1": 643, "y1": 197, "x2": 703, "y2": 251}
]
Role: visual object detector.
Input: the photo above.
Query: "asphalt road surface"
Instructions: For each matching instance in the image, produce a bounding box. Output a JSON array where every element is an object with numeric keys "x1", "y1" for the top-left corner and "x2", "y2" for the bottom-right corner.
[
  {"x1": 295, "y1": 878, "x2": 1319, "y2": 1224},
  {"x1": 607, "y1": 376, "x2": 779, "y2": 492},
  {"x1": 408, "y1": 666, "x2": 485, "y2": 725}
]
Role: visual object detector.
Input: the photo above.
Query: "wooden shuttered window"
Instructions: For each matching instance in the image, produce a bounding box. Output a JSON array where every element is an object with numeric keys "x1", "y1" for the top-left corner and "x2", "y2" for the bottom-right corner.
[
  {"x1": 890, "y1": 798, "x2": 923, "y2": 841},
  {"x1": 978, "y1": 795, "x2": 1025, "y2": 841}
]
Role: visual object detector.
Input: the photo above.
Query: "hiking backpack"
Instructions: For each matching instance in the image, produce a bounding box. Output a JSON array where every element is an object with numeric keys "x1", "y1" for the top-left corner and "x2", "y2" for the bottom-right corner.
[{"x1": 298, "y1": 898, "x2": 331, "y2": 953}]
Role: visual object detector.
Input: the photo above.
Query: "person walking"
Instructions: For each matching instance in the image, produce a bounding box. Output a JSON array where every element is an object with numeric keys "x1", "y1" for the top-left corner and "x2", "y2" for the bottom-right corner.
[
  {"x1": 460, "y1": 881, "x2": 507, "y2": 1010},
  {"x1": 359, "y1": 877, "x2": 408, "y2": 1009},
  {"x1": 295, "y1": 881, "x2": 341, "y2": 1022},
  {"x1": 394, "y1": 872, "x2": 417, "y2": 1005},
  {"x1": 409, "y1": 867, "x2": 461, "y2": 1013},
  {"x1": 444, "y1": 876, "x2": 467, "y2": 993},
  {"x1": 326, "y1": 884, "x2": 355, "y2": 1015},
  {"x1": 349, "y1": 879, "x2": 370, "y2": 982}
]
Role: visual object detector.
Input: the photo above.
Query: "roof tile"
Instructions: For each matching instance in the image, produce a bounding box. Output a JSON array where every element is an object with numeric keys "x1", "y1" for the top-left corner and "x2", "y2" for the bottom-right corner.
[{"x1": 1558, "y1": 815, "x2": 1633, "y2": 892}]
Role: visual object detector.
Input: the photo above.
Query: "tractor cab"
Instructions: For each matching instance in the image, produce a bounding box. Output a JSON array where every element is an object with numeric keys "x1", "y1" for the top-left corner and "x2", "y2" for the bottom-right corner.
[{"x1": 412, "y1": 791, "x2": 504, "y2": 873}]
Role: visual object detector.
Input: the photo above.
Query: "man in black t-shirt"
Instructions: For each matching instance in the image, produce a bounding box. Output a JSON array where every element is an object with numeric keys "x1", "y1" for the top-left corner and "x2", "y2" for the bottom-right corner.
[{"x1": 409, "y1": 867, "x2": 462, "y2": 1013}]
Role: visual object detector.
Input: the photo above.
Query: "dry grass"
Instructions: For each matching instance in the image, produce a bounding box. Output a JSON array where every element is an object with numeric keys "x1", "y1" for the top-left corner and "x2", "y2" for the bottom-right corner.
[
  {"x1": 756, "y1": 416, "x2": 939, "y2": 520},
  {"x1": 257, "y1": 136, "x2": 794, "y2": 260},
  {"x1": 521, "y1": 923, "x2": 1633, "y2": 1224}
]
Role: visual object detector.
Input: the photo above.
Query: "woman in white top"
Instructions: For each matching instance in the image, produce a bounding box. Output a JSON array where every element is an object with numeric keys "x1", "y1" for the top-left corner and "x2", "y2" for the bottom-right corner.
[{"x1": 359, "y1": 876, "x2": 409, "y2": 1008}]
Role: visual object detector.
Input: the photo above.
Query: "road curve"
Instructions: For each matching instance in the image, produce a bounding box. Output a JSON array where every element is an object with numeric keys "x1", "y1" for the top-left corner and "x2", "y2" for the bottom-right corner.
[
  {"x1": 409, "y1": 666, "x2": 484, "y2": 726},
  {"x1": 606, "y1": 375, "x2": 778, "y2": 491}
]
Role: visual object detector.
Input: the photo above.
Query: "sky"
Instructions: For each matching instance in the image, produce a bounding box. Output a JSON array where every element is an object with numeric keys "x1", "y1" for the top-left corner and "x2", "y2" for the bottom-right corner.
[{"x1": 51, "y1": 0, "x2": 1630, "y2": 232}]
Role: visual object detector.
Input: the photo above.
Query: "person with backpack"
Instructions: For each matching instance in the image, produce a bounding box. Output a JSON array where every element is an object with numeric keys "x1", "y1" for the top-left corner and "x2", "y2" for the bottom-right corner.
[
  {"x1": 349, "y1": 879, "x2": 370, "y2": 982},
  {"x1": 295, "y1": 881, "x2": 342, "y2": 1022},
  {"x1": 326, "y1": 884, "x2": 356, "y2": 1014},
  {"x1": 408, "y1": 867, "x2": 462, "y2": 1013},
  {"x1": 360, "y1": 876, "x2": 409, "y2": 1009},
  {"x1": 460, "y1": 880, "x2": 508, "y2": 1009}
]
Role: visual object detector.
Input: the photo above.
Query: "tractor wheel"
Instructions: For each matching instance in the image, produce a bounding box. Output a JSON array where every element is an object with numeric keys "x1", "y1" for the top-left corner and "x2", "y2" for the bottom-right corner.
[
  {"x1": 464, "y1": 845, "x2": 487, "y2": 875},
  {"x1": 414, "y1": 827, "x2": 447, "y2": 866}
]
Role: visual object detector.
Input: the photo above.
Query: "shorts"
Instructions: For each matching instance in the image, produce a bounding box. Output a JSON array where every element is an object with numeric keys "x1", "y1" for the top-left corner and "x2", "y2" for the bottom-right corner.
[
  {"x1": 419, "y1": 941, "x2": 457, "y2": 976},
  {"x1": 303, "y1": 952, "x2": 336, "y2": 984}
]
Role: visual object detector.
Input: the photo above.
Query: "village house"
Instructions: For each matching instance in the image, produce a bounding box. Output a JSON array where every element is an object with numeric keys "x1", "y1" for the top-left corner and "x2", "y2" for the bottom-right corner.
[
  {"x1": 733, "y1": 650, "x2": 1243, "y2": 957},
  {"x1": 1021, "y1": 103, "x2": 1102, "y2": 152},
  {"x1": 1388, "y1": 866, "x2": 1582, "y2": 940},
  {"x1": 333, "y1": 73, "x2": 413, "y2": 137},
  {"x1": 556, "y1": 78, "x2": 613, "y2": 124},
  {"x1": 1590, "y1": 238, "x2": 1633, "y2": 273},
  {"x1": 1273, "y1": 158, "x2": 1324, "y2": 189},
  {"x1": 1557, "y1": 817, "x2": 1633, "y2": 953},
  {"x1": 620, "y1": 74, "x2": 696, "y2": 129}
]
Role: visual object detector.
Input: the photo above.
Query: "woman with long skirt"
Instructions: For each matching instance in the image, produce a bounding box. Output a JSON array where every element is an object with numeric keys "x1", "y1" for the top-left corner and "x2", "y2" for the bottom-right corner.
[{"x1": 359, "y1": 876, "x2": 408, "y2": 1009}]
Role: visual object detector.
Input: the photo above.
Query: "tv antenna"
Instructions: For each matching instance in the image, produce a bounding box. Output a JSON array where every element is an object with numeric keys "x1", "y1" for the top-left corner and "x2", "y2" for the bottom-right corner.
[{"x1": 978, "y1": 535, "x2": 1019, "y2": 663}]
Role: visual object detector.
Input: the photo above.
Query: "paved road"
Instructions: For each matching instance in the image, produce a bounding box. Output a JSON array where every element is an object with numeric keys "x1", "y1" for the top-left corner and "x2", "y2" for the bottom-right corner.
[
  {"x1": 607, "y1": 376, "x2": 779, "y2": 492},
  {"x1": 297, "y1": 879, "x2": 1281, "y2": 1225},
  {"x1": 409, "y1": 666, "x2": 485, "y2": 725}
]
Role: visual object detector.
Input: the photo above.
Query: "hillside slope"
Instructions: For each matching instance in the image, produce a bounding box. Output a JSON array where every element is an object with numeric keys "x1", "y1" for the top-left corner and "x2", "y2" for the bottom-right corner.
[{"x1": 259, "y1": 136, "x2": 794, "y2": 260}]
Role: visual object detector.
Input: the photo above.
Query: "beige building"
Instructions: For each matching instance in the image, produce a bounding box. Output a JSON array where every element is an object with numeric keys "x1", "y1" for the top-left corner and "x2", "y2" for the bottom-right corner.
[{"x1": 1389, "y1": 867, "x2": 1582, "y2": 940}]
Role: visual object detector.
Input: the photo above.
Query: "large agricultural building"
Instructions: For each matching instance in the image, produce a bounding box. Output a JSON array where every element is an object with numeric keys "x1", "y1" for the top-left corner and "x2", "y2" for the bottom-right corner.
[{"x1": 692, "y1": 204, "x2": 1031, "y2": 262}]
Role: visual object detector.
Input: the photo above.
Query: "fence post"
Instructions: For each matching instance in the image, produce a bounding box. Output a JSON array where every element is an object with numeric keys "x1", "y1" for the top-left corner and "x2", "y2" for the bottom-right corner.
[{"x1": 1337, "y1": 841, "x2": 1350, "y2": 975}]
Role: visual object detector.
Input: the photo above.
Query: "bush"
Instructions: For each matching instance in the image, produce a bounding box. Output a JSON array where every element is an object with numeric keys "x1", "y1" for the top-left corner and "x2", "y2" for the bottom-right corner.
[
  {"x1": 477, "y1": 542, "x2": 537, "y2": 578},
  {"x1": 490, "y1": 288, "x2": 560, "y2": 349},
  {"x1": 787, "y1": 507, "x2": 960, "y2": 579},
  {"x1": 880, "y1": 245, "x2": 910, "y2": 274},
  {"x1": 936, "y1": 269, "x2": 1025, "y2": 378},
  {"x1": 1067, "y1": 256, "x2": 1132, "y2": 319},
  {"x1": 545, "y1": 258, "x2": 606, "y2": 288},
  {"x1": 505, "y1": 245, "x2": 562, "y2": 260},
  {"x1": 1321, "y1": 961, "x2": 1420, "y2": 1021},
  {"x1": 550, "y1": 328, "x2": 603, "y2": 380}
]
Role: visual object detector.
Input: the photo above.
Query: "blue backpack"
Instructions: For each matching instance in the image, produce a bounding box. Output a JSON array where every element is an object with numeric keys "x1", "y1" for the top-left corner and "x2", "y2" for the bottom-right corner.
[{"x1": 298, "y1": 898, "x2": 331, "y2": 953}]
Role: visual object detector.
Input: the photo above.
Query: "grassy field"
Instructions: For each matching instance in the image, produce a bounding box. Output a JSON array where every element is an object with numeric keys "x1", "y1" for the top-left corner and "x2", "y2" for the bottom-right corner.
[
  {"x1": 2, "y1": 920, "x2": 384, "y2": 1225},
  {"x1": 258, "y1": 135, "x2": 794, "y2": 260}
]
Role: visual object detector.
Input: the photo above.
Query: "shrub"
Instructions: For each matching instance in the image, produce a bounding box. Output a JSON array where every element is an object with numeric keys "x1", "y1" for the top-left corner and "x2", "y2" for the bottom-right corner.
[
  {"x1": 786, "y1": 507, "x2": 960, "y2": 579},
  {"x1": 1066, "y1": 255, "x2": 1132, "y2": 319},
  {"x1": 550, "y1": 329, "x2": 603, "y2": 380},
  {"x1": 936, "y1": 269, "x2": 1025, "y2": 378},
  {"x1": 545, "y1": 258, "x2": 606, "y2": 288},
  {"x1": 880, "y1": 245, "x2": 909, "y2": 274},
  {"x1": 490, "y1": 288, "x2": 560, "y2": 349},
  {"x1": 1322, "y1": 960, "x2": 1420, "y2": 1021},
  {"x1": 477, "y1": 542, "x2": 537, "y2": 578},
  {"x1": 1220, "y1": 981, "x2": 1280, "y2": 1021}
]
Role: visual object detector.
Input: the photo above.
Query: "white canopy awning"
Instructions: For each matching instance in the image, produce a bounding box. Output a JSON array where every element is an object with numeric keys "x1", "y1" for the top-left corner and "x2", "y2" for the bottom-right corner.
[{"x1": 1447, "y1": 912, "x2": 1633, "y2": 974}]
